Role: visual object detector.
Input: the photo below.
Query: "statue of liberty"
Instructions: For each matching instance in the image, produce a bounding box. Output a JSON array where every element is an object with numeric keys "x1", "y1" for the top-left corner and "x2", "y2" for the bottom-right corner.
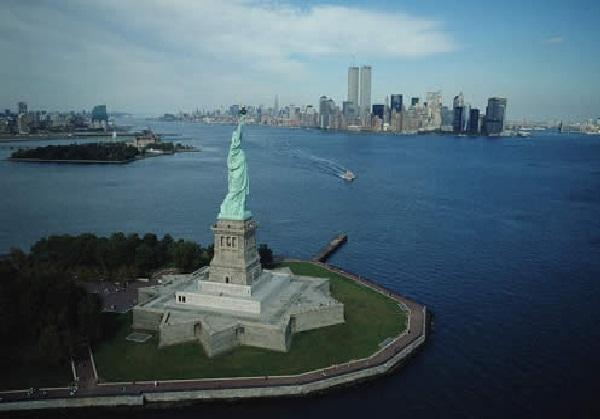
[{"x1": 218, "y1": 107, "x2": 251, "y2": 220}]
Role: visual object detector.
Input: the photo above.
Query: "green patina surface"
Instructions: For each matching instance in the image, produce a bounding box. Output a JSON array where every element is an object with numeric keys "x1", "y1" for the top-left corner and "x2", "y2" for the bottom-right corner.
[
  {"x1": 217, "y1": 115, "x2": 251, "y2": 221},
  {"x1": 93, "y1": 261, "x2": 407, "y2": 381}
]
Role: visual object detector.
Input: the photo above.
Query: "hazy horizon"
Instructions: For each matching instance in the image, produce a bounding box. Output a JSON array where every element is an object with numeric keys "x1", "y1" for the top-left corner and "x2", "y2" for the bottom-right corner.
[{"x1": 1, "y1": 0, "x2": 599, "y2": 121}]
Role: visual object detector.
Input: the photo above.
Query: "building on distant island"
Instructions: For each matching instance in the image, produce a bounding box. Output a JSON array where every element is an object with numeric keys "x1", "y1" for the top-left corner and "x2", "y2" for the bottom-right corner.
[
  {"x1": 131, "y1": 129, "x2": 161, "y2": 150},
  {"x1": 18, "y1": 101, "x2": 27, "y2": 115},
  {"x1": 91, "y1": 105, "x2": 108, "y2": 130}
]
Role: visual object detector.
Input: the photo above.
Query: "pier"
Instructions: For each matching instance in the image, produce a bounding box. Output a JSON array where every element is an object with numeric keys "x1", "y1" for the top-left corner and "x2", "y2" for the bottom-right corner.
[{"x1": 313, "y1": 233, "x2": 348, "y2": 263}]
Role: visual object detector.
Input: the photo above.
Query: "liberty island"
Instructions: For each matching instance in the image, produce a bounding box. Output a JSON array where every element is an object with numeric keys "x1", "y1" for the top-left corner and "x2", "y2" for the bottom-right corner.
[
  {"x1": 132, "y1": 109, "x2": 345, "y2": 356},
  {"x1": 0, "y1": 116, "x2": 428, "y2": 411}
]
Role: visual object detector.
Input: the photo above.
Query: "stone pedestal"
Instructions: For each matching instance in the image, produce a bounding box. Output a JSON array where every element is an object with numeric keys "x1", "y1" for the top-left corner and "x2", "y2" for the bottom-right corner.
[{"x1": 208, "y1": 218, "x2": 262, "y2": 291}]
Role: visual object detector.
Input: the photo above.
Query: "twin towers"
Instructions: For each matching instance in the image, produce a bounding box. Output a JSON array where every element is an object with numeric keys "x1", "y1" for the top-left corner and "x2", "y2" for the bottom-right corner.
[{"x1": 347, "y1": 65, "x2": 372, "y2": 119}]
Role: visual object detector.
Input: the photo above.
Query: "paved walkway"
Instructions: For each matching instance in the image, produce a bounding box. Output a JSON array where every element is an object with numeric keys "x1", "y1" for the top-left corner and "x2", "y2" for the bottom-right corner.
[{"x1": 0, "y1": 261, "x2": 426, "y2": 405}]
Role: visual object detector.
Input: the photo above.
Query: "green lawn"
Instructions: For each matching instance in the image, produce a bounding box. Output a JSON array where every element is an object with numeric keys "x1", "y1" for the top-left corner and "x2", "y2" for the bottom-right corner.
[{"x1": 93, "y1": 261, "x2": 407, "y2": 381}]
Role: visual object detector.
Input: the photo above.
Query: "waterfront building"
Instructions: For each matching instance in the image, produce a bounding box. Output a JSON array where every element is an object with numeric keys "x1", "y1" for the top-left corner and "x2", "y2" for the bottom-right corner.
[
  {"x1": 402, "y1": 106, "x2": 421, "y2": 132},
  {"x1": 319, "y1": 96, "x2": 335, "y2": 129},
  {"x1": 485, "y1": 97, "x2": 507, "y2": 135},
  {"x1": 92, "y1": 105, "x2": 108, "y2": 122},
  {"x1": 390, "y1": 94, "x2": 403, "y2": 114},
  {"x1": 426, "y1": 91, "x2": 443, "y2": 129},
  {"x1": 383, "y1": 97, "x2": 390, "y2": 125},
  {"x1": 359, "y1": 65, "x2": 372, "y2": 118},
  {"x1": 342, "y1": 100, "x2": 357, "y2": 123},
  {"x1": 347, "y1": 66, "x2": 359, "y2": 116},
  {"x1": 18, "y1": 101, "x2": 27, "y2": 115},
  {"x1": 468, "y1": 108, "x2": 481, "y2": 134},
  {"x1": 17, "y1": 113, "x2": 29, "y2": 134},
  {"x1": 453, "y1": 106, "x2": 465, "y2": 133},
  {"x1": 372, "y1": 104, "x2": 384, "y2": 120},
  {"x1": 441, "y1": 105, "x2": 453, "y2": 127},
  {"x1": 452, "y1": 93, "x2": 467, "y2": 133},
  {"x1": 390, "y1": 109, "x2": 402, "y2": 132},
  {"x1": 273, "y1": 94, "x2": 279, "y2": 117}
]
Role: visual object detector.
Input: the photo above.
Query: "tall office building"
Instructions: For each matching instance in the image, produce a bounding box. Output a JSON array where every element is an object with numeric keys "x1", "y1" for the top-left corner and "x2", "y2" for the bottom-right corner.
[
  {"x1": 273, "y1": 95, "x2": 279, "y2": 117},
  {"x1": 347, "y1": 67, "x2": 359, "y2": 115},
  {"x1": 390, "y1": 94, "x2": 403, "y2": 113},
  {"x1": 91, "y1": 105, "x2": 108, "y2": 122},
  {"x1": 411, "y1": 97, "x2": 419, "y2": 107},
  {"x1": 453, "y1": 92, "x2": 464, "y2": 109},
  {"x1": 342, "y1": 101, "x2": 356, "y2": 121},
  {"x1": 452, "y1": 92, "x2": 466, "y2": 133},
  {"x1": 468, "y1": 108, "x2": 481, "y2": 134},
  {"x1": 485, "y1": 97, "x2": 507, "y2": 135},
  {"x1": 426, "y1": 91, "x2": 442, "y2": 128},
  {"x1": 371, "y1": 104, "x2": 385, "y2": 120},
  {"x1": 359, "y1": 65, "x2": 372, "y2": 118},
  {"x1": 319, "y1": 96, "x2": 335, "y2": 129},
  {"x1": 18, "y1": 101, "x2": 27, "y2": 115}
]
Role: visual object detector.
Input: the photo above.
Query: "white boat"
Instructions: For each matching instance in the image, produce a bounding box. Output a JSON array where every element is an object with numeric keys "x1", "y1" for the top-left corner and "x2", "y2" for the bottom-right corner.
[
  {"x1": 517, "y1": 129, "x2": 531, "y2": 137},
  {"x1": 340, "y1": 170, "x2": 356, "y2": 181}
]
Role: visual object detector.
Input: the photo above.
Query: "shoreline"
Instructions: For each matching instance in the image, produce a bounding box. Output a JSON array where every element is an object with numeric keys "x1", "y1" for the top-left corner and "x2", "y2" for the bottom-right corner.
[{"x1": 0, "y1": 260, "x2": 428, "y2": 412}]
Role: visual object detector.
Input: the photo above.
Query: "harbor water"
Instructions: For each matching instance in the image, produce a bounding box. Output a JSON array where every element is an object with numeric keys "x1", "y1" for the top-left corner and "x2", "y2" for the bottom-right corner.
[{"x1": 1, "y1": 122, "x2": 599, "y2": 418}]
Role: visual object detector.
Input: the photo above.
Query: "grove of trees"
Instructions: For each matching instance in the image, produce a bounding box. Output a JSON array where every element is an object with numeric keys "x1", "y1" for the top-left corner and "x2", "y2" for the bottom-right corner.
[
  {"x1": 11, "y1": 142, "x2": 140, "y2": 162},
  {"x1": 0, "y1": 232, "x2": 274, "y2": 369},
  {"x1": 28, "y1": 232, "x2": 212, "y2": 280}
]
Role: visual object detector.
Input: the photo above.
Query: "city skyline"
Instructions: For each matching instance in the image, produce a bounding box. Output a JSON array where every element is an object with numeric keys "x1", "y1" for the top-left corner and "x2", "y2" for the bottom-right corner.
[{"x1": 1, "y1": 0, "x2": 599, "y2": 120}]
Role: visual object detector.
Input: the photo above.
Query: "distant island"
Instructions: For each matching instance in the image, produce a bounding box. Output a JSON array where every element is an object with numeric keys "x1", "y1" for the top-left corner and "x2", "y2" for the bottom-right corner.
[
  {"x1": 9, "y1": 132, "x2": 199, "y2": 164},
  {"x1": 10, "y1": 142, "x2": 140, "y2": 164}
]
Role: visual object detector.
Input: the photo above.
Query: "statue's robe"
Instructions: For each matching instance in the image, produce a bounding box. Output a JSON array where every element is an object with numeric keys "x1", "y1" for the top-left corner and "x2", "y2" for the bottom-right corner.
[{"x1": 218, "y1": 120, "x2": 251, "y2": 220}]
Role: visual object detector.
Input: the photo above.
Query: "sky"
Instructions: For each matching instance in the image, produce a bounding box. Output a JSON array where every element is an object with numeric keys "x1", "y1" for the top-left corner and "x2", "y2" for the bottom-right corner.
[{"x1": 1, "y1": 0, "x2": 599, "y2": 121}]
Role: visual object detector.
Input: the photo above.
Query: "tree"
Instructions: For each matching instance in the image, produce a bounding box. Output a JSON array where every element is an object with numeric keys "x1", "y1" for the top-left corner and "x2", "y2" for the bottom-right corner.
[
  {"x1": 134, "y1": 243, "x2": 155, "y2": 276},
  {"x1": 258, "y1": 244, "x2": 274, "y2": 267},
  {"x1": 173, "y1": 240, "x2": 202, "y2": 273}
]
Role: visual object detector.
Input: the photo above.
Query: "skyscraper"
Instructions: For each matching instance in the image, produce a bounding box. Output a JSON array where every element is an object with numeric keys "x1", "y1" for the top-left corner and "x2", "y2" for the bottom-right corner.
[
  {"x1": 359, "y1": 65, "x2": 372, "y2": 118},
  {"x1": 390, "y1": 94, "x2": 403, "y2": 113},
  {"x1": 319, "y1": 96, "x2": 335, "y2": 129},
  {"x1": 485, "y1": 97, "x2": 507, "y2": 135},
  {"x1": 347, "y1": 67, "x2": 359, "y2": 115},
  {"x1": 452, "y1": 92, "x2": 466, "y2": 133},
  {"x1": 91, "y1": 105, "x2": 108, "y2": 122},
  {"x1": 18, "y1": 101, "x2": 27, "y2": 115},
  {"x1": 273, "y1": 94, "x2": 279, "y2": 117},
  {"x1": 453, "y1": 92, "x2": 464, "y2": 109},
  {"x1": 371, "y1": 104, "x2": 384, "y2": 120},
  {"x1": 411, "y1": 97, "x2": 419, "y2": 107},
  {"x1": 468, "y1": 108, "x2": 480, "y2": 134},
  {"x1": 426, "y1": 91, "x2": 442, "y2": 128}
]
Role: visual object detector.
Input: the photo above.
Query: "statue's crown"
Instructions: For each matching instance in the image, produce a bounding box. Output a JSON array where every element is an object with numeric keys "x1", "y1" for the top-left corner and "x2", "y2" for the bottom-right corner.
[{"x1": 239, "y1": 106, "x2": 247, "y2": 116}]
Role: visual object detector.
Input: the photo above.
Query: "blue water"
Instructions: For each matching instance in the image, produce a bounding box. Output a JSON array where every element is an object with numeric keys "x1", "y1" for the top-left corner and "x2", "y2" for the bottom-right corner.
[{"x1": 1, "y1": 124, "x2": 599, "y2": 418}]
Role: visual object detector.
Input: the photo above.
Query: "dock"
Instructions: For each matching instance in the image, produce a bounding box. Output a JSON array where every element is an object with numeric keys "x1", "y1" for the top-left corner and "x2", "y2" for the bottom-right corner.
[{"x1": 313, "y1": 233, "x2": 348, "y2": 263}]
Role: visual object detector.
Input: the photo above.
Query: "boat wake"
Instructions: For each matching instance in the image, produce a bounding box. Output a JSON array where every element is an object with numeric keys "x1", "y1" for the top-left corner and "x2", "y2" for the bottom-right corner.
[{"x1": 288, "y1": 148, "x2": 350, "y2": 179}]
